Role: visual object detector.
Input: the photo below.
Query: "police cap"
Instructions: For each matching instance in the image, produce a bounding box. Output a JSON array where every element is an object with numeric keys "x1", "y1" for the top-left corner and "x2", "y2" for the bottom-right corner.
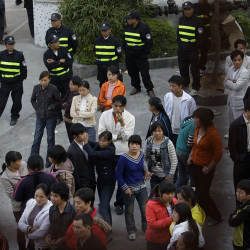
[
  {"x1": 182, "y1": 1, "x2": 193, "y2": 9},
  {"x1": 48, "y1": 34, "x2": 59, "y2": 44},
  {"x1": 4, "y1": 36, "x2": 15, "y2": 45},
  {"x1": 100, "y1": 22, "x2": 111, "y2": 31},
  {"x1": 51, "y1": 13, "x2": 61, "y2": 21},
  {"x1": 125, "y1": 11, "x2": 140, "y2": 20}
]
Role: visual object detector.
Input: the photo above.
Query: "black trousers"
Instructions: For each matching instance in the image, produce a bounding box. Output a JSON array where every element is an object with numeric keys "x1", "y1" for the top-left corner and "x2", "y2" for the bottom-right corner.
[
  {"x1": 199, "y1": 40, "x2": 211, "y2": 70},
  {"x1": 125, "y1": 53, "x2": 154, "y2": 92},
  {"x1": 65, "y1": 121, "x2": 73, "y2": 143},
  {"x1": 26, "y1": 7, "x2": 34, "y2": 38},
  {"x1": 178, "y1": 47, "x2": 200, "y2": 90},
  {"x1": 0, "y1": 81, "x2": 23, "y2": 119},
  {"x1": 0, "y1": 11, "x2": 4, "y2": 40}
]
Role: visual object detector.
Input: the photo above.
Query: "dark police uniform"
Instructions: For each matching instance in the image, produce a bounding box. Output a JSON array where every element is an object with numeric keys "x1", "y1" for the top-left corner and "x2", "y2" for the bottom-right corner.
[
  {"x1": 194, "y1": 1, "x2": 212, "y2": 71},
  {"x1": 43, "y1": 36, "x2": 72, "y2": 98},
  {"x1": 177, "y1": 1, "x2": 203, "y2": 91},
  {"x1": 94, "y1": 22, "x2": 122, "y2": 87},
  {"x1": 0, "y1": 36, "x2": 27, "y2": 125},
  {"x1": 124, "y1": 12, "x2": 154, "y2": 93}
]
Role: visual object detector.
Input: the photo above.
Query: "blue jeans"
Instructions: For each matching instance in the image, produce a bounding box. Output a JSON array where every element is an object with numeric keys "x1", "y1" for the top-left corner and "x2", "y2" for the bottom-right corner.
[
  {"x1": 97, "y1": 182, "x2": 115, "y2": 226},
  {"x1": 31, "y1": 116, "x2": 57, "y2": 164},
  {"x1": 86, "y1": 126, "x2": 96, "y2": 142},
  {"x1": 123, "y1": 187, "x2": 148, "y2": 234}
]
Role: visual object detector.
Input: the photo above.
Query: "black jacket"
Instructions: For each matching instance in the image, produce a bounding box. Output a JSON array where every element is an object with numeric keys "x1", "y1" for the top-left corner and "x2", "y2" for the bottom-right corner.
[
  {"x1": 43, "y1": 47, "x2": 72, "y2": 80},
  {"x1": 123, "y1": 21, "x2": 153, "y2": 56},
  {"x1": 244, "y1": 86, "x2": 250, "y2": 102},
  {"x1": 62, "y1": 90, "x2": 79, "y2": 120},
  {"x1": 0, "y1": 49, "x2": 27, "y2": 83},
  {"x1": 67, "y1": 141, "x2": 96, "y2": 191},
  {"x1": 45, "y1": 24, "x2": 78, "y2": 55},
  {"x1": 228, "y1": 114, "x2": 248, "y2": 163},
  {"x1": 31, "y1": 84, "x2": 61, "y2": 119},
  {"x1": 83, "y1": 142, "x2": 116, "y2": 185}
]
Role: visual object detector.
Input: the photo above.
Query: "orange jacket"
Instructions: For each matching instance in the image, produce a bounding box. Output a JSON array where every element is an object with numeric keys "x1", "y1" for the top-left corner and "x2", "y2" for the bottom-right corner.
[{"x1": 98, "y1": 80, "x2": 126, "y2": 111}]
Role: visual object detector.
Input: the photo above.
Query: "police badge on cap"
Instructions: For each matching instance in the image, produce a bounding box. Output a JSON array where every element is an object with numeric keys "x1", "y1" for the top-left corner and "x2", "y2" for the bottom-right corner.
[
  {"x1": 182, "y1": 1, "x2": 193, "y2": 9},
  {"x1": 5, "y1": 36, "x2": 15, "y2": 45}
]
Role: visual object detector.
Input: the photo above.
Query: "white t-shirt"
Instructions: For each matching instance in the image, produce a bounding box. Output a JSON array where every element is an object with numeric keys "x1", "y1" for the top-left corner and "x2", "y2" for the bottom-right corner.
[{"x1": 171, "y1": 95, "x2": 182, "y2": 134}]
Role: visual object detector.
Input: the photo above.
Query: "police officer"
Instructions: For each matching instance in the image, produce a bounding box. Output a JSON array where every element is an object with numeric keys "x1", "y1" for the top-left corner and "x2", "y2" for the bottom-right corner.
[
  {"x1": 177, "y1": 1, "x2": 203, "y2": 95},
  {"x1": 45, "y1": 13, "x2": 77, "y2": 71},
  {"x1": 94, "y1": 22, "x2": 122, "y2": 87},
  {"x1": 0, "y1": 36, "x2": 27, "y2": 126},
  {"x1": 194, "y1": 0, "x2": 212, "y2": 75},
  {"x1": 124, "y1": 12, "x2": 155, "y2": 97}
]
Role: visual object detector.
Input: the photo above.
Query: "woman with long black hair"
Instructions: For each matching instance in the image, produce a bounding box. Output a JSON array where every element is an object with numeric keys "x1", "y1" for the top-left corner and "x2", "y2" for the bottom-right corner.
[{"x1": 146, "y1": 97, "x2": 173, "y2": 142}]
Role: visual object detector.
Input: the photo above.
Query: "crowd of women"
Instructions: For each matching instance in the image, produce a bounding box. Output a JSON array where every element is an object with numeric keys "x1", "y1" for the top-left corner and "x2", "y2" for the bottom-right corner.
[{"x1": 0, "y1": 43, "x2": 250, "y2": 250}]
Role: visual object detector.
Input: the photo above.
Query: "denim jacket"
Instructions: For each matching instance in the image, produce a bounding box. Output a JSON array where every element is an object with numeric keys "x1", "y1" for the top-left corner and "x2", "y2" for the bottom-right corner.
[{"x1": 145, "y1": 136, "x2": 171, "y2": 175}]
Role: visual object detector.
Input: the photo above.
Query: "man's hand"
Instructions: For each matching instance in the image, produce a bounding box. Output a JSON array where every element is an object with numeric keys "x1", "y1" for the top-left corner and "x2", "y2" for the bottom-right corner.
[
  {"x1": 144, "y1": 171, "x2": 152, "y2": 180},
  {"x1": 202, "y1": 166, "x2": 211, "y2": 175},
  {"x1": 116, "y1": 113, "x2": 125, "y2": 127},
  {"x1": 125, "y1": 188, "x2": 132, "y2": 197},
  {"x1": 83, "y1": 132, "x2": 88, "y2": 144},
  {"x1": 59, "y1": 59, "x2": 66, "y2": 63},
  {"x1": 47, "y1": 59, "x2": 55, "y2": 63}
]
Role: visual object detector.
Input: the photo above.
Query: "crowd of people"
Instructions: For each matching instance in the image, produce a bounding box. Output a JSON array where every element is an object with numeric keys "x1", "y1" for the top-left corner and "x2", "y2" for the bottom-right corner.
[{"x1": 0, "y1": 1, "x2": 250, "y2": 250}]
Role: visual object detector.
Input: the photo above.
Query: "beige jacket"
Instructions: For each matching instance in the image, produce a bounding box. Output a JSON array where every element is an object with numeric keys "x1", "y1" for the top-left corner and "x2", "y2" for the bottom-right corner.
[{"x1": 70, "y1": 93, "x2": 97, "y2": 127}]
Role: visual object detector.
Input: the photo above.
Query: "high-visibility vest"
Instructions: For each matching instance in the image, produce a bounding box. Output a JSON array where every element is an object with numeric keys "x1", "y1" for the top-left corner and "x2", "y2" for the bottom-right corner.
[
  {"x1": 95, "y1": 45, "x2": 118, "y2": 62},
  {"x1": 124, "y1": 32, "x2": 145, "y2": 47},
  {"x1": 59, "y1": 37, "x2": 73, "y2": 53},
  {"x1": 0, "y1": 61, "x2": 21, "y2": 79},
  {"x1": 50, "y1": 67, "x2": 70, "y2": 77},
  {"x1": 178, "y1": 25, "x2": 196, "y2": 43}
]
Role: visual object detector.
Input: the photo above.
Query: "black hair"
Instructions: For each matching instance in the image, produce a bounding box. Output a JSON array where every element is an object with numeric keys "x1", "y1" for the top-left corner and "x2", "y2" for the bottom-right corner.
[
  {"x1": 27, "y1": 155, "x2": 44, "y2": 171},
  {"x1": 174, "y1": 203, "x2": 199, "y2": 245},
  {"x1": 74, "y1": 213, "x2": 93, "y2": 227},
  {"x1": 99, "y1": 131, "x2": 112, "y2": 141},
  {"x1": 48, "y1": 145, "x2": 67, "y2": 164},
  {"x1": 230, "y1": 50, "x2": 244, "y2": 60},
  {"x1": 50, "y1": 182, "x2": 69, "y2": 201},
  {"x1": 193, "y1": 108, "x2": 214, "y2": 129},
  {"x1": 244, "y1": 99, "x2": 250, "y2": 111},
  {"x1": 234, "y1": 39, "x2": 247, "y2": 49},
  {"x1": 71, "y1": 76, "x2": 83, "y2": 86},
  {"x1": 107, "y1": 65, "x2": 123, "y2": 82},
  {"x1": 237, "y1": 179, "x2": 250, "y2": 195},
  {"x1": 128, "y1": 134, "x2": 142, "y2": 147},
  {"x1": 79, "y1": 80, "x2": 90, "y2": 90},
  {"x1": 149, "y1": 179, "x2": 176, "y2": 199},
  {"x1": 177, "y1": 185, "x2": 197, "y2": 207},
  {"x1": 180, "y1": 231, "x2": 199, "y2": 250},
  {"x1": 39, "y1": 71, "x2": 50, "y2": 80},
  {"x1": 35, "y1": 183, "x2": 50, "y2": 197},
  {"x1": 70, "y1": 123, "x2": 86, "y2": 138},
  {"x1": 1, "y1": 151, "x2": 22, "y2": 175},
  {"x1": 168, "y1": 75, "x2": 184, "y2": 86},
  {"x1": 74, "y1": 187, "x2": 95, "y2": 207},
  {"x1": 112, "y1": 95, "x2": 127, "y2": 106},
  {"x1": 150, "y1": 121, "x2": 165, "y2": 136}
]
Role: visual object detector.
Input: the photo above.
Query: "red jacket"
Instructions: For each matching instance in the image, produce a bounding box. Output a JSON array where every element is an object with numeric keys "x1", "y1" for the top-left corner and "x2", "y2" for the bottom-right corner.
[
  {"x1": 146, "y1": 198, "x2": 177, "y2": 244},
  {"x1": 65, "y1": 208, "x2": 107, "y2": 250}
]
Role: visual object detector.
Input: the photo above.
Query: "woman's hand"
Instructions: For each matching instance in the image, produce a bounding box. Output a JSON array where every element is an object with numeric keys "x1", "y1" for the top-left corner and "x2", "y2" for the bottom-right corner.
[
  {"x1": 144, "y1": 171, "x2": 152, "y2": 180},
  {"x1": 125, "y1": 188, "x2": 132, "y2": 197}
]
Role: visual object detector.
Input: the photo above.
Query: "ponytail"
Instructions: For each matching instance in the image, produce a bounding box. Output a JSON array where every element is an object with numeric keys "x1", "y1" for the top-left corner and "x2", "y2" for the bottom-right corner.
[
  {"x1": 148, "y1": 183, "x2": 160, "y2": 200},
  {"x1": 0, "y1": 163, "x2": 7, "y2": 175},
  {"x1": 1, "y1": 151, "x2": 22, "y2": 175},
  {"x1": 188, "y1": 217, "x2": 200, "y2": 248}
]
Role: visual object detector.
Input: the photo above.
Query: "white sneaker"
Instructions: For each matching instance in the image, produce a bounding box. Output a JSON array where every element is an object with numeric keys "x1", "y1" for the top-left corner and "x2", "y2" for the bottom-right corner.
[
  {"x1": 128, "y1": 233, "x2": 136, "y2": 241},
  {"x1": 189, "y1": 89, "x2": 198, "y2": 95},
  {"x1": 224, "y1": 134, "x2": 229, "y2": 139}
]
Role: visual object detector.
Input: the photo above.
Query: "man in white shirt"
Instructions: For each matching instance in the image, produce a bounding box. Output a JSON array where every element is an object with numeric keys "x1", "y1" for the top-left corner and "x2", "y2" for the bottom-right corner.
[
  {"x1": 98, "y1": 95, "x2": 135, "y2": 215},
  {"x1": 164, "y1": 75, "x2": 197, "y2": 146}
]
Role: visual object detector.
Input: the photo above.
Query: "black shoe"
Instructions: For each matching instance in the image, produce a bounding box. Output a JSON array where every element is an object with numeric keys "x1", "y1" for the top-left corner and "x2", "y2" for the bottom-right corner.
[
  {"x1": 129, "y1": 88, "x2": 141, "y2": 95},
  {"x1": 10, "y1": 118, "x2": 18, "y2": 126},
  {"x1": 115, "y1": 205, "x2": 124, "y2": 215}
]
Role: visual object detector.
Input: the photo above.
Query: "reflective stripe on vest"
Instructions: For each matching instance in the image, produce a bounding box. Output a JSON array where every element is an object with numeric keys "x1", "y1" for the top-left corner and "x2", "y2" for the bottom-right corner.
[
  {"x1": 179, "y1": 25, "x2": 196, "y2": 43},
  {"x1": 197, "y1": 14, "x2": 208, "y2": 18},
  {"x1": 0, "y1": 61, "x2": 21, "y2": 79},
  {"x1": 95, "y1": 45, "x2": 117, "y2": 62},
  {"x1": 96, "y1": 56, "x2": 118, "y2": 62},
  {"x1": 50, "y1": 68, "x2": 69, "y2": 76},
  {"x1": 59, "y1": 37, "x2": 73, "y2": 53},
  {"x1": 124, "y1": 32, "x2": 144, "y2": 47}
]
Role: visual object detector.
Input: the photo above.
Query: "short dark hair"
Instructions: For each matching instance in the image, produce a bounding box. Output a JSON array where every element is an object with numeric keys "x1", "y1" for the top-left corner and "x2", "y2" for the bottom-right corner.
[
  {"x1": 128, "y1": 135, "x2": 142, "y2": 147},
  {"x1": 99, "y1": 131, "x2": 112, "y2": 141},
  {"x1": 244, "y1": 99, "x2": 250, "y2": 111},
  {"x1": 177, "y1": 185, "x2": 197, "y2": 207},
  {"x1": 112, "y1": 95, "x2": 127, "y2": 106},
  {"x1": 70, "y1": 123, "x2": 86, "y2": 137},
  {"x1": 39, "y1": 71, "x2": 50, "y2": 80},
  {"x1": 237, "y1": 179, "x2": 250, "y2": 195},
  {"x1": 193, "y1": 108, "x2": 214, "y2": 129},
  {"x1": 230, "y1": 50, "x2": 244, "y2": 60},
  {"x1": 27, "y1": 155, "x2": 44, "y2": 171},
  {"x1": 1, "y1": 151, "x2": 22, "y2": 175},
  {"x1": 50, "y1": 182, "x2": 69, "y2": 201},
  {"x1": 79, "y1": 80, "x2": 90, "y2": 90},
  {"x1": 72, "y1": 76, "x2": 83, "y2": 86},
  {"x1": 107, "y1": 65, "x2": 119, "y2": 75},
  {"x1": 36, "y1": 183, "x2": 50, "y2": 197},
  {"x1": 48, "y1": 145, "x2": 67, "y2": 164},
  {"x1": 74, "y1": 187, "x2": 95, "y2": 207},
  {"x1": 150, "y1": 121, "x2": 165, "y2": 135},
  {"x1": 149, "y1": 180, "x2": 176, "y2": 199},
  {"x1": 168, "y1": 75, "x2": 184, "y2": 86},
  {"x1": 234, "y1": 39, "x2": 247, "y2": 49},
  {"x1": 74, "y1": 213, "x2": 93, "y2": 227}
]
